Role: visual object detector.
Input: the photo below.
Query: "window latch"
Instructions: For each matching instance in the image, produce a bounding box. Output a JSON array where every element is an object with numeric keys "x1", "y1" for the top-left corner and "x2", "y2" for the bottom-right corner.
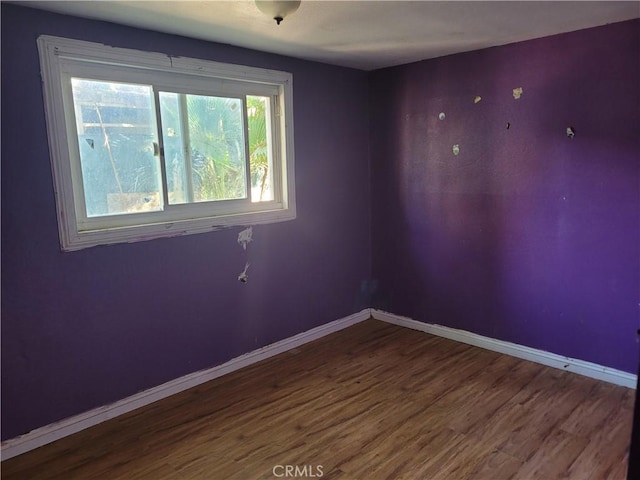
[{"x1": 153, "y1": 142, "x2": 163, "y2": 157}]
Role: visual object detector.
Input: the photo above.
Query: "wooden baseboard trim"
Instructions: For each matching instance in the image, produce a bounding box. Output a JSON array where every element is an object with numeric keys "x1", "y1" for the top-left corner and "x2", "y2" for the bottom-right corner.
[
  {"x1": 371, "y1": 309, "x2": 637, "y2": 389},
  {"x1": 0, "y1": 309, "x2": 372, "y2": 461}
]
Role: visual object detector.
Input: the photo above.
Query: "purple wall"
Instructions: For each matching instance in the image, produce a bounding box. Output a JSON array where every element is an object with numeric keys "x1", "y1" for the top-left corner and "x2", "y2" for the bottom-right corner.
[
  {"x1": 370, "y1": 20, "x2": 639, "y2": 374},
  {"x1": 1, "y1": 4, "x2": 370, "y2": 440}
]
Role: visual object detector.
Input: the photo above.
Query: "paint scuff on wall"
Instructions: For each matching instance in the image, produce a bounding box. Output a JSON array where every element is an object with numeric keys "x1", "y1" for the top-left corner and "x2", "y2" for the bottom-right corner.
[
  {"x1": 238, "y1": 262, "x2": 250, "y2": 283},
  {"x1": 237, "y1": 227, "x2": 253, "y2": 283},
  {"x1": 237, "y1": 227, "x2": 253, "y2": 250}
]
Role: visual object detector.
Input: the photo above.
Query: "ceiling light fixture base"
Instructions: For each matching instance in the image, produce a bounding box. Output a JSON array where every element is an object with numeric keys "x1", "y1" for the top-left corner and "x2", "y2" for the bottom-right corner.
[{"x1": 255, "y1": 0, "x2": 301, "y2": 25}]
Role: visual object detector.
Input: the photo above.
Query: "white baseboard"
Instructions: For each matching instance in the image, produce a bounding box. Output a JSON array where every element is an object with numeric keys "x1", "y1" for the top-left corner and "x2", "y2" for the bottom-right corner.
[
  {"x1": 4, "y1": 307, "x2": 635, "y2": 461},
  {"x1": 0, "y1": 309, "x2": 372, "y2": 461},
  {"x1": 371, "y1": 309, "x2": 637, "y2": 389}
]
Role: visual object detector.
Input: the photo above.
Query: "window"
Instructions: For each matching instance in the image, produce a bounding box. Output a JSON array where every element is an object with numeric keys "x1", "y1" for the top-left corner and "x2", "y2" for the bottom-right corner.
[{"x1": 37, "y1": 36, "x2": 295, "y2": 251}]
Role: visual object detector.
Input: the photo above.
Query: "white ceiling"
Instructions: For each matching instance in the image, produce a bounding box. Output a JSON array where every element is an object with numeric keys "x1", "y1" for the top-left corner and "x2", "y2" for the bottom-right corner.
[{"x1": 16, "y1": 1, "x2": 640, "y2": 70}]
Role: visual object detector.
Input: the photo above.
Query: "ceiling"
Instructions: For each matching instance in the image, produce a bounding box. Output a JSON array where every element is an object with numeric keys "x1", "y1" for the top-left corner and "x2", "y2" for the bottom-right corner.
[{"x1": 17, "y1": 1, "x2": 640, "y2": 70}]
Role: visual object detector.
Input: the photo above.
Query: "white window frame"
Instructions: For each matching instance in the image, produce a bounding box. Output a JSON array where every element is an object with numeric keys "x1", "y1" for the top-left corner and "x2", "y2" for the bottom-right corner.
[{"x1": 37, "y1": 35, "x2": 296, "y2": 251}]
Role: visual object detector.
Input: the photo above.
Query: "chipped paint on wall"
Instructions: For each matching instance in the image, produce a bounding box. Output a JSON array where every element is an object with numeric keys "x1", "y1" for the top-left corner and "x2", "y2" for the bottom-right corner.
[
  {"x1": 452, "y1": 144, "x2": 460, "y2": 156},
  {"x1": 237, "y1": 227, "x2": 253, "y2": 282},
  {"x1": 512, "y1": 87, "x2": 523, "y2": 99},
  {"x1": 474, "y1": 96, "x2": 482, "y2": 104},
  {"x1": 238, "y1": 262, "x2": 250, "y2": 283},
  {"x1": 237, "y1": 227, "x2": 253, "y2": 250}
]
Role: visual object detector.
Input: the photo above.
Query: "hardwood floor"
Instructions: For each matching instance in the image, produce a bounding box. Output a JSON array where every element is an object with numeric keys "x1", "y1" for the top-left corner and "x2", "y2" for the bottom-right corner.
[{"x1": 2, "y1": 320, "x2": 635, "y2": 479}]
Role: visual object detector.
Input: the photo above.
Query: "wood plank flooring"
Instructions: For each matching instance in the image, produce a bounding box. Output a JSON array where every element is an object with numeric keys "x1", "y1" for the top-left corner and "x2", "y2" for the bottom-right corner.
[{"x1": 2, "y1": 320, "x2": 635, "y2": 479}]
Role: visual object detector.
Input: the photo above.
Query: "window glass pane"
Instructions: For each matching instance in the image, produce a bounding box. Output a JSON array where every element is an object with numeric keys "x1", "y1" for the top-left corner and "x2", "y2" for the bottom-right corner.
[
  {"x1": 248, "y1": 96, "x2": 274, "y2": 202},
  {"x1": 71, "y1": 78, "x2": 162, "y2": 217},
  {"x1": 160, "y1": 93, "x2": 248, "y2": 204}
]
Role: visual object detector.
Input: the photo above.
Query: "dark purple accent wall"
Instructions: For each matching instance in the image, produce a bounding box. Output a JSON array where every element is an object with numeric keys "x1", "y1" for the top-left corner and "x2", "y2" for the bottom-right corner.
[
  {"x1": 370, "y1": 20, "x2": 639, "y2": 374},
  {"x1": 1, "y1": 4, "x2": 370, "y2": 440}
]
